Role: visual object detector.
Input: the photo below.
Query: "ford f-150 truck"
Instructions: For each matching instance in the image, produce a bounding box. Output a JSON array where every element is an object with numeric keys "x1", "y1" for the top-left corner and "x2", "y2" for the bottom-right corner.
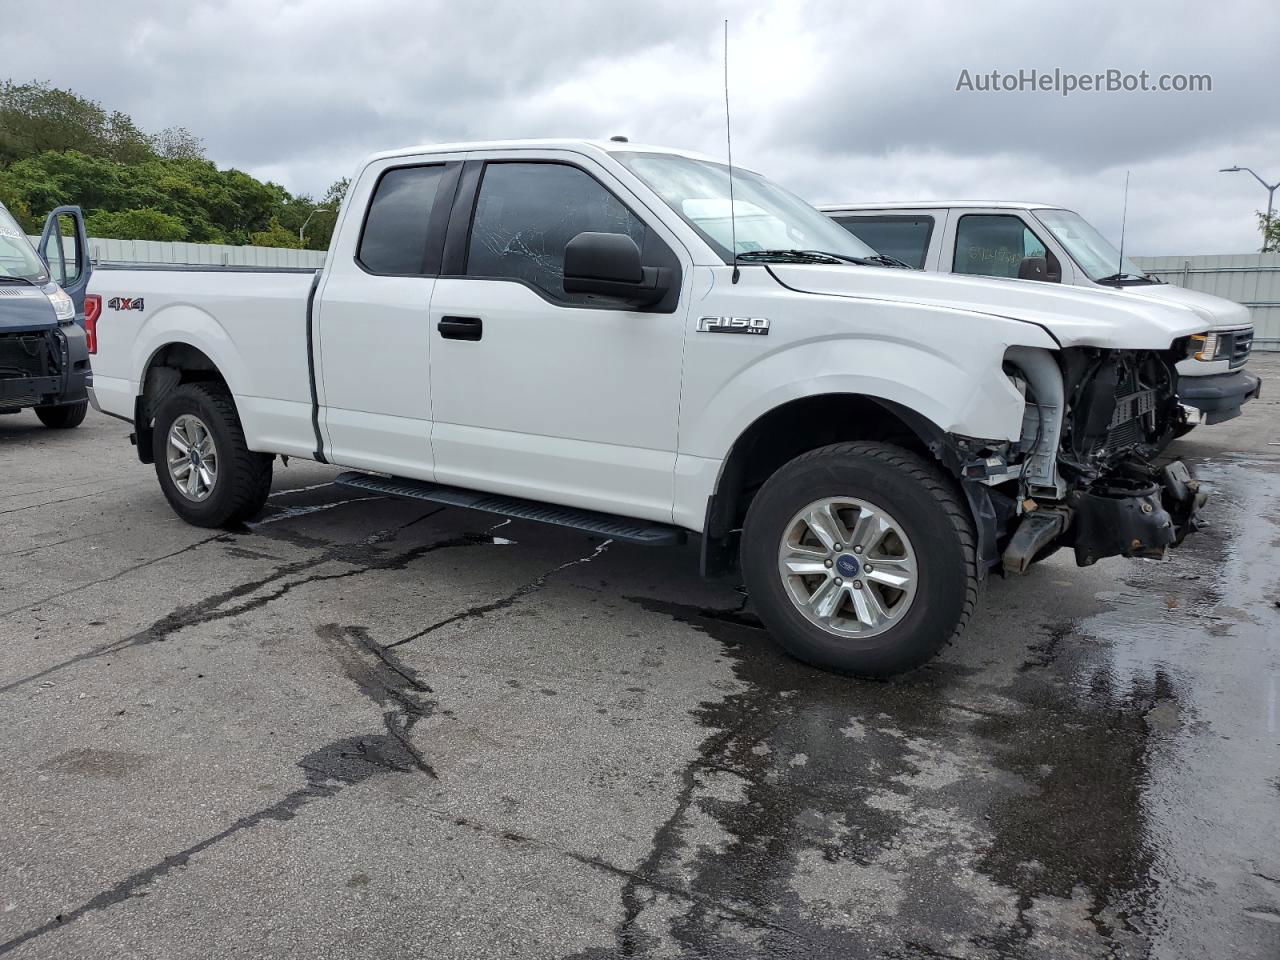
[
  {"x1": 822, "y1": 201, "x2": 1260, "y2": 429},
  {"x1": 87, "y1": 140, "x2": 1209, "y2": 677},
  {"x1": 0, "y1": 203, "x2": 92, "y2": 428}
]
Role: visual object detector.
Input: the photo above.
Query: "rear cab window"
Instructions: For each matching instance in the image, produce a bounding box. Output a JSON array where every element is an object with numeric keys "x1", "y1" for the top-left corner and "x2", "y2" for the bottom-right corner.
[
  {"x1": 831, "y1": 215, "x2": 934, "y2": 269},
  {"x1": 357, "y1": 164, "x2": 448, "y2": 276}
]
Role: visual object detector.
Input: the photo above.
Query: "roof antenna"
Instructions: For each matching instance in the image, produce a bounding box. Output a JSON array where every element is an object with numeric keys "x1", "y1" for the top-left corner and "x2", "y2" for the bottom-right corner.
[
  {"x1": 1114, "y1": 169, "x2": 1130, "y2": 286},
  {"x1": 723, "y1": 19, "x2": 740, "y2": 283}
]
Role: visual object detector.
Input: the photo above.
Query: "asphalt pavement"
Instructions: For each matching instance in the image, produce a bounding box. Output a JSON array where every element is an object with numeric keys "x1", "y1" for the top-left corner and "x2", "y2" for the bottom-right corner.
[{"x1": 1, "y1": 356, "x2": 1278, "y2": 959}]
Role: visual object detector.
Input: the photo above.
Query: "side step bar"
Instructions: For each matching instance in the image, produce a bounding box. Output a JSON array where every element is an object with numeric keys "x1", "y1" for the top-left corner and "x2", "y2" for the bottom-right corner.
[{"x1": 335, "y1": 472, "x2": 686, "y2": 546}]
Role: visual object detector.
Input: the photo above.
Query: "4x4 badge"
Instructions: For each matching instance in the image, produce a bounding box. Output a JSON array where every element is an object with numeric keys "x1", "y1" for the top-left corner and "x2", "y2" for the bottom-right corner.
[{"x1": 697, "y1": 316, "x2": 770, "y2": 336}]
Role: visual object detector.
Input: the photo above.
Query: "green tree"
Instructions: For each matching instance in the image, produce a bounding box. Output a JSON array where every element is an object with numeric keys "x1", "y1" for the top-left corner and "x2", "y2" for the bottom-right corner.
[
  {"x1": 86, "y1": 207, "x2": 188, "y2": 242},
  {"x1": 1258, "y1": 211, "x2": 1280, "y2": 254},
  {"x1": 0, "y1": 78, "x2": 339, "y2": 250},
  {"x1": 248, "y1": 217, "x2": 302, "y2": 249},
  {"x1": 0, "y1": 81, "x2": 151, "y2": 165}
]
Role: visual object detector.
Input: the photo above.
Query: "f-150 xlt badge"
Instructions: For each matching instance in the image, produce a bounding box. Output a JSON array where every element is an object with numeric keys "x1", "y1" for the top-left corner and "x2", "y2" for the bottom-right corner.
[
  {"x1": 697, "y1": 316, "x2": 770, "y2": 335},
  {"x1": 107, "y1": 297, "x2": 145, "y2": 312}
]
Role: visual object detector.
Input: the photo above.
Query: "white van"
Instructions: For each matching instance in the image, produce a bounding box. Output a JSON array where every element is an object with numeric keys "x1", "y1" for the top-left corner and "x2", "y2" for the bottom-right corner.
[{"x1": 821, "y1": 202, "x2": 1260, "y2": 426}]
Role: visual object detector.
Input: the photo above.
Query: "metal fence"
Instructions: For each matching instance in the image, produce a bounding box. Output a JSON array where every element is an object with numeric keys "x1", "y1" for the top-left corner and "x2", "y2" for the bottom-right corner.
[
  {"x1": 1132, "y1": 253, "x2": 1280, "y2": 351},
  {"x1": 30, "y1": 235, "x2": 327, "y2": 269}
]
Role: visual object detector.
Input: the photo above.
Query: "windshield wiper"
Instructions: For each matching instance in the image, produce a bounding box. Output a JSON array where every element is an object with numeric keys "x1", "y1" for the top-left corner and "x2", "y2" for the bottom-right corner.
[
  {"x1": 0, "y1": 276, "x2": 36, "y2": 285},
  {"x1": 860, "y1": 253, "x2": 915, "y2": 269},
  {"x1": 734, "y1": 249, "x2": 913, "y2": 268},
  {"x1": 735, "y1": 249, "x2": 848, "y2": 264},
  {"x1": 1094, "y1": 272, "x2": 1154, "y2": 285}
]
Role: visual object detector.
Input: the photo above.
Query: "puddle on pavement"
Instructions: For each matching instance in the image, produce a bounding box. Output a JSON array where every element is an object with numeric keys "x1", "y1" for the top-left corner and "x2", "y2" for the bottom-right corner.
[{"x1": 575, "y1": 457, "x2": 1280, "y2": 959}]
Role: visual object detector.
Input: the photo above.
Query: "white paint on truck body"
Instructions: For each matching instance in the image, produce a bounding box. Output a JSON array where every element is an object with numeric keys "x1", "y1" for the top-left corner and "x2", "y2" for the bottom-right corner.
[{"x1": 89, "y1": 141, "x2": 1207, "y2": 534}]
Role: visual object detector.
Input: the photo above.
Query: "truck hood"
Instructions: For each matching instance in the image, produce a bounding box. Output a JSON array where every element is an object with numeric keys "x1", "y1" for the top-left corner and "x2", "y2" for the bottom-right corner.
[
  {"x1": 0, "y1": 283, "x2": 59, "y2": 333},
  {"x1": 767, "y1": 265, "x2": 1207, "y2": 350},
  {"x1": 1112, "y1": 281, "x2": 1253, "y2": 331}
]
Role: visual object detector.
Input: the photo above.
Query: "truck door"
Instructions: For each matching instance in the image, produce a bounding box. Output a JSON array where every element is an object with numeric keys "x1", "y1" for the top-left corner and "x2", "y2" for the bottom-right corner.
[
  {"x1": 313, "y1": 155, "x2": 463, "y2": 479},
  {"x1": 37, "y1": 206, "x2": 91, "y2": 316},
  {"x1": 426, "y1": 152, "x2": 690, "y2": 524}
]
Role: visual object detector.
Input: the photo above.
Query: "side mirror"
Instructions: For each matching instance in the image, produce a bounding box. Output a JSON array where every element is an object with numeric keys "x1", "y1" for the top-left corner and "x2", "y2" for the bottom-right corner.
[
  {"x1": 1017, "y1": 256, "x2": 1048, "y2": 281},
  {"x1": 563, "y1": 232, "x2": 669, "y2": 306}
]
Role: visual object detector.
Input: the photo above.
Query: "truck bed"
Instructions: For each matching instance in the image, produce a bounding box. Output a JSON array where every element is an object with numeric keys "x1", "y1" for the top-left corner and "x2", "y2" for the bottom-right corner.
[{"x1": 88, "y1": 263, "x2": 321, "y2": 458}]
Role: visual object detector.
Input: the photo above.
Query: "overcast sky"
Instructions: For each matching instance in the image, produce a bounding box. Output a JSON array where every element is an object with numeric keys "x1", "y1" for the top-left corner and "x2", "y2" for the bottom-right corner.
[{"x1": 4, "y1": 0, "x2": 1278, "y2": 255}]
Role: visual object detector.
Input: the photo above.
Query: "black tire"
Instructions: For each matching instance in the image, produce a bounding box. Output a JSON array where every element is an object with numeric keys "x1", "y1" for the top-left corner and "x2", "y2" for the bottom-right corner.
[
  {"x1": 35, "y1": 400, "x2": 88, "y2": 429},
  {"x1": 152, "y1": 382, "x2": 272, "y2": 528},
  {"x1": 741, "y1": 441, "x2": 979, "y2": 678}
]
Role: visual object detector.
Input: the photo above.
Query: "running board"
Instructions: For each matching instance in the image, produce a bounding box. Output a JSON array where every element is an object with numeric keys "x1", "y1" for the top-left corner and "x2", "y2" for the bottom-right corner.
[{"x1": 334, "y1": 472, "x2": 686, "y2": 546}]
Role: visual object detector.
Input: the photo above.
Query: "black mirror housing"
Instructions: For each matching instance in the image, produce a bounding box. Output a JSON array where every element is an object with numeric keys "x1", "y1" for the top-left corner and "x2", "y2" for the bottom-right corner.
[
  {"x1": 564, "y1": 232, "x2": 669, "y2": 306},
  {"x1": 1017, "y1": 256, "x2": 1049, "y2": 281}
]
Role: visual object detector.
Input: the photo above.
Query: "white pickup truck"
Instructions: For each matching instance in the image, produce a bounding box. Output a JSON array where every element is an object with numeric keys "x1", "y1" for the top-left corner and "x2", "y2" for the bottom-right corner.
[
  {"x1": 88, "y1": 139, "x2": 1208, "y2": 677},
  {"x1": 821, "y1": 201, "x2": 1261, "y2": 428}
]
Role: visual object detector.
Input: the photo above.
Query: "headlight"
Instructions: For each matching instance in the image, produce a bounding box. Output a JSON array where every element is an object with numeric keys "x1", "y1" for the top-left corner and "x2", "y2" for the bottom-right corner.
[
  {"x1": 45, "y1": 285, "x2": 75, "y2": 322},
  {"x1": 1188, "y1": 332, "x2": 1227, "y2": 362}
]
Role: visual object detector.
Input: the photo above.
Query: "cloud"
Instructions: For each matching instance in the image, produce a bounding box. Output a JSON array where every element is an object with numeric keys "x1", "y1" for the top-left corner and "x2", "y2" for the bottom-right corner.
[{"x1": 2, "y1": 0, "x2": 1277, "y2": 252}]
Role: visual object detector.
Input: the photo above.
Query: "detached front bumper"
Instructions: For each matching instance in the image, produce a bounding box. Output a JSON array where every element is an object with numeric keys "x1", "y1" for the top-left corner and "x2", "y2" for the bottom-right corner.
[
  {"x1": 1001, "y1": 460, "x2": 1207, "y2": 574},
  {"x1": 1179, "y1": 369, "x2": 1262, "y2": 424},
  {"x1": 1071, "y1": 461, "x2": 1206, "y2": 566}
]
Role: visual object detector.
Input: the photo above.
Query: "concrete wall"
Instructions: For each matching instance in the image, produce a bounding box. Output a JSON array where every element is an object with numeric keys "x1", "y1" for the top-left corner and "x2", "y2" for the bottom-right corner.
[{"x1": 1133, "y1": 253, "x2": 1280, "y2": 351}]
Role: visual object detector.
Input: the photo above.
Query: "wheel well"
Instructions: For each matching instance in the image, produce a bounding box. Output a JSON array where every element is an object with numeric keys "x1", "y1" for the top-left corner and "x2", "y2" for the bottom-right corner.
[
  {"x1": 134, "y1": 343, "x2": 230, "y2": 463},
  {"x1": 700, "y1": 394, "x2": 953, "y2": 577}
]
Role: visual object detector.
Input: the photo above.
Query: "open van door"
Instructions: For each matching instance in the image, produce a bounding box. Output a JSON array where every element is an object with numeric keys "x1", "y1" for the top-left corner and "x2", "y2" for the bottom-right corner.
[{"x1": 37, "y1": 206, "x2": 91, "y2": 319}]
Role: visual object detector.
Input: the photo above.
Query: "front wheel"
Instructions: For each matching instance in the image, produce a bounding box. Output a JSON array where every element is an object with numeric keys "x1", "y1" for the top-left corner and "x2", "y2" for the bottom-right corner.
[
  {"x1": 35, "y1": 400, "x2": 88, "y2": 429},
  {"x1": 741, "y1": 441, "x2": 979, "y2": 677},
  {"x1": 152, "y1": 382, "x2": 273, "y2": 528}
]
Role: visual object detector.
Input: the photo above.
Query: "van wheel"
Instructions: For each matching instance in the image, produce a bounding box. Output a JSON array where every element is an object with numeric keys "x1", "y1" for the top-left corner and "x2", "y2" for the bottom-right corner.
[
  {"x1": 741, "y1": 441, "x2": 979, "y2": 677},
  {"x1": 35, "y1": 400, "x2": 88, "y2": 429},
  {"x1": 152, "y1": 383, "x2": 272, "y2": 528}
]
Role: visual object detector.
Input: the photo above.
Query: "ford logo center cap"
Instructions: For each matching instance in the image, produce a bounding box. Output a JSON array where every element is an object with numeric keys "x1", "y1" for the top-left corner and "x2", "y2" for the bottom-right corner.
[{"x1": 835, "y1": 554, "x2": 860, "y2": 577}]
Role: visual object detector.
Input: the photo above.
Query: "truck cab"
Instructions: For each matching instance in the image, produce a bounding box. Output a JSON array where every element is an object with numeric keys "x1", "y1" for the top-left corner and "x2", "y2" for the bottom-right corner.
[
  {"x1": 821, "y1": 201, "x2": 1260, "y2": 427},
  {"x1": 0, "y1": 203, "x2": 93, "y2": 428}
]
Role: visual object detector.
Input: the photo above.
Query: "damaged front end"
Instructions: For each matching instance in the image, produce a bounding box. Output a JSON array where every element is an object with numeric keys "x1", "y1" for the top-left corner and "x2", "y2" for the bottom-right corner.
[{"x1": 950, "y1": 343, "x2": 1207, "y2": 576}]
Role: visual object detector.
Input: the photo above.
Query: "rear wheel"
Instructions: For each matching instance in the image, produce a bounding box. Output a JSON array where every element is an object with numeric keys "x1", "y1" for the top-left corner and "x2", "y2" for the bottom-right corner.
[
  {"x1": 152, "y1": 383, "x2": 272, "y2": 527},
  {"x1": 741, "y1": 441, "x2": 979, "y2": 677},
  {"x1": 35, "y1": 400, "x2": 88, "y2": 429}
]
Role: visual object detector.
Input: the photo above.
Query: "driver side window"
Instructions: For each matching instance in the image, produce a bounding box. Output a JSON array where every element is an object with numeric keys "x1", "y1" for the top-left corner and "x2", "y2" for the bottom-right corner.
[
  {"x1": 466, "y1": 162, "x2": 647, "y2": 304},
  {"x1": 953, "y1": 214, "x2": 1048, "y2": 279}
]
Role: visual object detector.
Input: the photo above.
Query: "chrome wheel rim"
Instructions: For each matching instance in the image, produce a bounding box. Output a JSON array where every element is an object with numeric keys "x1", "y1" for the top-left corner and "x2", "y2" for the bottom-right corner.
[
  {"x1": 166, "y1": 414, "x2": 218, "y2": 502},
  {"x1": 777, "y1": 496, "x2": 918, "y2": 639}
]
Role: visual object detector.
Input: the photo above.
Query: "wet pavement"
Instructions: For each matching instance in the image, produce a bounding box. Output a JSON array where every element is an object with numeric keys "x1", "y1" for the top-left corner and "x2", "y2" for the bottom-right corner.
[{"x1": 1, "y1": 354, "x2": 1278, "y2": 959}]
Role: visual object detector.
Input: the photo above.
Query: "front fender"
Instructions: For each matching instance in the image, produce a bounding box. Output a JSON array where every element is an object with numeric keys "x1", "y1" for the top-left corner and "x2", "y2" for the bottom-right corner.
[{"x1": 682, "y1": 332, "x2": 1047, "y2": 463}]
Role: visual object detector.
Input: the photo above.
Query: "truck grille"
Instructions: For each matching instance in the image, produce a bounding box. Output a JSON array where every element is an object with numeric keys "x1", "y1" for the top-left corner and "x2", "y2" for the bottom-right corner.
[
  {"x1": 0, "y1": 332, "x2": 60, "y2": 381},
  {"x1": 1229, "y1": 328, "x2": 1253, "y2": 368}
]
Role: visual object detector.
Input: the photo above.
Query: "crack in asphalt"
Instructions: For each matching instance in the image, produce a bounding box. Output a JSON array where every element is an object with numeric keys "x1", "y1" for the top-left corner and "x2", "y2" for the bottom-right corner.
[
  {"x1": 0, "y1": 532, "x2": 226, "y2": 622},
  {"x1": 384, "y1": 538, "x2": 614, "y2": 649},
  {"x1": 0, "y1": 482, "x2": 139, "y2": 518},
  {"x1": 0, "y1": 621, "x2": 436, "y2": 957},
  {"x1": 0, "y1": 508, "x2": 481, "y2": 696}
]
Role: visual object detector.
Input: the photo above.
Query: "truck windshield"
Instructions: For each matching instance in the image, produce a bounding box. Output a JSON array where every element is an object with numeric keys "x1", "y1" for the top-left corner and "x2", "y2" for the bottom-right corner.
[
  {"x1": 617, "y1": 152, "x2": 877, "y2": 264},
  {"x1": 1035, "y1": 208, "x2": 1150, "y2": 284},
  {"x1": 0, "y1": 206, "x2": 49, "y2": 283}
]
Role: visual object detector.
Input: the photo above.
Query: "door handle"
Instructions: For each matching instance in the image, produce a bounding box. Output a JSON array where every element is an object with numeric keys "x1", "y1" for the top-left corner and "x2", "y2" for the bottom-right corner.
[{"x1": 438, "y1": 315, "x2": 483, "y2": 341}]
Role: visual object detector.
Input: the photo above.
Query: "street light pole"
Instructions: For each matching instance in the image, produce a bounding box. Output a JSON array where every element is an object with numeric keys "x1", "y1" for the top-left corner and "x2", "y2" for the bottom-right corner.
[
  {"x1": 1219, "y1": 166, "x2": 1279, "y2": 254},
  {"x1": 299, "y1": 208, "x2": 332, "y2": 245}
]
